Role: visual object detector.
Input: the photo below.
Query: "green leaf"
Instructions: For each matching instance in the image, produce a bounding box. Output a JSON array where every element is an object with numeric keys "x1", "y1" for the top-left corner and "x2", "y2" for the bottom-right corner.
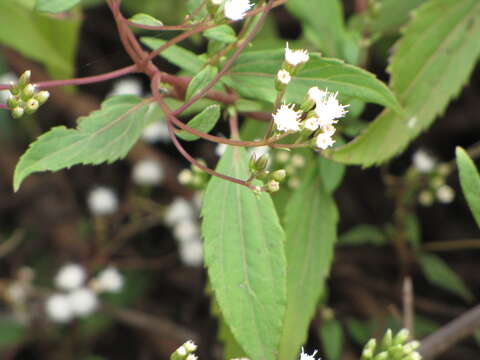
[
  {"x1": 332, "y1": 0, "x2": 480, "y2": 166},
  {"x1": 0, "y1": 0, "x2": 80, "y2": 79},
  {"x1": 177, "y1": 104, "x2": 221, "y2": 141},
  {"x1": 369, "y1": 0, "x2": 425, "y2": 34},
  {"x1": 201, "y1": 146, "x2": 287, "y2": 360},
  {"x1": 419, "y1": 253, "x2": 474, "y2": 302},
  {"x1": 36, "y1": 0, "x2": 80, "y2": 13},
  {"x1": 14, "y1": 96, "x2": 149, "y2": 191},
  {"x1": 0, "y1": 320, "x2": 26, "y2": 349},
  {"x1": 319, "y1": 319, "x2": 343, "y2": 360},
  {"x1": 129, "y1": 13, "x2": 163, "y2": 27},
  {"x1": 204, "y1": 25, "x2": 237, "y2": 44},
  {"x1": 279, "y1": 165, "x2": 338, "y2": 360},
  {"x1": 223, "y1": 51, "x2": 400, "y2": 111},
  {"x1": 141, "y1": 37, "x2": 206, "y2": 74},
  {"x1": 339, "y1": 224, "x2": 386, "y2": 246},
  {"x1": 456, "y1": 147, "x2": 480, "y2": 228},
  {"x1": 185, "y1": 65, "x2": 218, "y2": 101}
]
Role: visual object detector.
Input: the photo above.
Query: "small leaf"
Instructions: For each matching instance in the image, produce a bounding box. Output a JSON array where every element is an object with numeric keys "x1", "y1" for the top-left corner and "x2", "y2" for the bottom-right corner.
[
  {"x1": 419, "y1": 253, "x2": 474, "y2": 302},
  {"x1": 202, "y1": 146, "x2": 287, "y2": 360},
  {"x1": 279, "y1": 164, "x2": 338, "y2": 360},
  {"x1": 204, "y1": 25, "x2": 237, "y2": 44},
  {"x1": 177, "y1": 104, "x2": 221, "y2": 141},
  {"x1": 339, "y1": 225, "x2": 386, "y2": 246},
  {"x1": 36, "y1": 0, "x2": 80, "y2": 13},
  {"x1": 185, "y1": 65, "x2": 218, "y2": 101},
  {"x1": 141, "y1": 37, "x2": 206, "y2": 74},
  {"x1": 456, "y1": 146, "x2": 480, "y2": 228},
  {"x1": 319, "y1": 319, "x2": 343, "y2": 360},
  {"x1": 14, "y1": 96, "x2": 149, "y2": 191},
  {"x1": 0, "y1": 320, "x2": 25, "y2": 349},
  {"x1": 129, "y1": 13, "x2": 163, "y2": 27}
]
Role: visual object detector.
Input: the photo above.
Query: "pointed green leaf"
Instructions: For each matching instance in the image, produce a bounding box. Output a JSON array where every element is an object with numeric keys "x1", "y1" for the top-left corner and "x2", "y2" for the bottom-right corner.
[
  {"x1": 202, "y1": 146, "x2": 287, "y2": 360},
  {"x1": 456, "y1": 146, "x2": 480, "y2": 228},
  {"x1": 177, "y1": 104, "x2": 221, "y2": 141},
  {"x1": 14, "y1": 96, "x2": 149, "y2": 191},
  {"x1": 279, "y1": 164, "x2": 338, "y2": 360},
  {"x1": 419, "y1": 253, "x2": 474, "y2": 302},
  {"x1": 129, "y1": 13, "x2": 163, "y2": 27},
  {"x1": 369, "y1": 0, "x2": 425, "y2": 34},
  {"x1": 223, "y1": 51, "x2": 400, "y2": 111},
  {"x1": 204, "y1": 25, "x2": 237, "y2": 44},
  {"x1": 141, "y1": 37, "x2": 206, "y2": 74},
  {"x1": 185, "y1": 65, "x2": 218, "y2": 101},
  {"x1": 339, "y1": 224, "x2": 386, "y2": 246},
  {"x1": 319, "y1": 319, "x2": 343, "y2": 360},
  {"x1": 36, "y1": 0, "x2": 80, "y2": 13},
  {"x1": 332, "y1": 0, "x2": 480, "y2": 166}
]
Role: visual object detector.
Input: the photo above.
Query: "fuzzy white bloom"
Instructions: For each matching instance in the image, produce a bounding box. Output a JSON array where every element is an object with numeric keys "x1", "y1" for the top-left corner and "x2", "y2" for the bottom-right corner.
[
  {"x1": 277, "y1": 69, "x2": 291, "y2": 85},
  {"x1": 68, "y1": 288, "x2": 98, "y2": 317},
  {"x1": 186, "y1": 355, "x2": 198, "y2": 360},
  {"x1": 45, "y1": 294, "x2": 73, "y2": 323},
  {"x1": 315, "y1": 133, "x2": 335, "y2": 150},
  {"x1": 304, "y1": 117, "x2": 319, "y2": 131},
  {"x1": 132, "y1": 159, "x2": 164, "y2": 186},
  {"x1": 87, "y1": 186, "x2": 119, "y2": 216},
  {"x1": 176, "y1": 346, "x2": 188, "y2": 356},
  {"x1": 178, "y1": 169, "x2": 194, "y2": 185},
  {"x1": 321, "y1": 124, "x2": 336, "y2": 136},
  {"x1": 308, "y1": 86, "x2": 327, "y2": 103},
  {"x1": 184, "y1": 340, "x2": 198, "y2": 352},
  {"x1": 315, "y1": 91, "x2": 348, "y2": 126},
  {"x1": 165, "y1": 198, "x2": 195, "y2": 226},
  {"x1": 215, "y1": 143, "x2": 228, "y2": 157},
  {"x1": 285, "y1": 43, "x2": 309, "y2": 66},
  {"x1": 142, "y1": 121, "x2": 170, "y2": 143},
  {"x1": 412, "y1": 149, "x2": 436, "y2": 173},
  {"x1": 55, "y1": 263, "x2": 86, "y2": 291},
  {"x1": 0, "y1": 72, "x2": 17, "y2": 103},
  {"x1": 95, "y1": 267, "x2": 124, "y2": 293},
  {"x1": 174, "y1": 220, "x2": 200, "y2": 243},
  {"x1": 273, "y1": 104, "x2": 302, "y2": 132},
  {"x1": 178, "y1": 239, "x2": 203, "y2": 267},
  {"x1": 108, "y1": 78, "x2": 143, "y2": 97},
  {"x1": 300, "y1": 348, "x2": 319, "y2": 360},
  {"x1": 224, "y1": 0, "x2": 253, "y2": 20},
  {"x1": 436, "y1": 184, "x2": 455, "y2": 204}
]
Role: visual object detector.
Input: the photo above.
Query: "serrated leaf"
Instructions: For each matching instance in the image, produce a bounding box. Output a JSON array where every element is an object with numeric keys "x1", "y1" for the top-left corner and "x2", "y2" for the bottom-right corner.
[
  {"x1": 279, "y1": 165, "x2": 338, "y2": 360},
  {"x1": 36, "y1": 0, "x2": 80, "y2": 13},
  {"x1": 201, "y1": 146, "x2": 287, "y2": 360},
  {"x1": 456, "y1": 147, "x2": 480, "y2": 228},
  {"x1": 14, "y1": 96, "x2": 149, "y2": 191},
  {"x1": 177, "y1": 104, "x2": 221, "y2": 141},
  {"x1": 223, "y1": 51, "x2": 400, "y2": 111},
  {"x1": 141, "y1": 37, "x2": 205, "y2": 74},
  {"x1": 204, "y1": 25, "x2": 237, "y2": 44},
  {"x1": 419, "y1": 253, "x2": 474, "y2": 302},
  {"x1": 319, "y1": 319, "x2": 343, "y2": 360},
  {"x1": 332, "y1": 0, "x2": 480, "y2": 166},
  {"x1": 185, "y1": 65, "x2": 218, "y2": 101},
  {"x1": 129, "y1": 13, "x2": 163, "y2": 27}
]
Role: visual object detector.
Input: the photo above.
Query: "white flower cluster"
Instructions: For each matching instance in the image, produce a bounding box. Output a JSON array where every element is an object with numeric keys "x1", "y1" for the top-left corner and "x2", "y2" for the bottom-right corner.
[
  {"x1": 299, "y1": 348, "x2": 319, "y2": 360},
  {"x1": 165, "y1": 197, "x2": 203, "y2": 267},
  {"x1": 223, "y1": 0, "x2": 253, "y2": 21},
  {"x1": 45, "y1": 264, "x2": 124, "y2": 323},
  {"x1": 174, "y1": 340, "x2": 198, "y2": 360},
  {"x1": 132, "y1": 158, "x2": 165, "y2": 186},
  {"x1": 87, "y1": 186, "x2": 119, "y2": 216}
]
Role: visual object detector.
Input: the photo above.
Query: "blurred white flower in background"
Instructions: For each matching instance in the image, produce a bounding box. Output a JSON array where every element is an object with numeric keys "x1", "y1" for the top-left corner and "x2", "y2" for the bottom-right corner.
[
  {"x1": 142, "y1": 121, "x2": 171, "y2": 143},
  {"x1": 87, "y1": 186, "x2": 119, "y2": 216},
  {"x1": 107, "y1": 77, "x2": 143, "y2": 97},
  {"x1": 132, "y1": 158, "x2": 164, "y2": 186},
  {"x1": 413, "y1": 149, "x2": 436, "y2": 173},
  {"x1": 54, "y1": 263, "x2": 86, "y2": 291},
  {"x1": 95, "y1": 266, "x2": 124, "y2": 293},
  {"x1": 45, "y1": 294, "x2": 73, "y2": 323},
  {"x1": 68, "y1": 288, "x2": 98, "y2": 317}
]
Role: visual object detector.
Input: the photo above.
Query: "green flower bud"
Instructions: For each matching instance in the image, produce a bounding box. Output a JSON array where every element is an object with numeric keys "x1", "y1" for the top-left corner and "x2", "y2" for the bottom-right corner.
[
  {"x1": 249, "y1": 153, "x2": 258, "y2": 171},
  {"x1": 270, "y1": 169, "x2": 286, "y2": 182},
  {"x1": 7, "y1": 95, "x2": 19, "y2": 109},
  {"x1": 178, "y1": 169, "x2": 193, "y2": 185},
  {"x1": 25, "y1": 98, "x2": 39, "y2": 115},
  {"x1": 255, "y1": 154, "x2": 269, "y2": 172},
  {"x1": 192, "y1": 159, "x2": 207, "y2": 174},
  {"x1": 183, "y1": 340, "x2": 197, "y2": 353},
  {"x1": 373, "y1": 352, "x2": 389, "y2": 360},
  {"x1": 362, "y1": 338, "x2": 377, "y2": 359},
  {"x1": 266, "y1": 180, "x2": 280, "y2": 193},
  {"x1": 11, "y1": 106, "x2": 24, "y2": 119},
  {"x1": 393, "y1": 329, "x2": 410, "y2": 346},
  {"x1": 255, "y1": 170, "x2": 270, "y2": 181},
  {"x1": 9, "y1": 82, "x2": 20, "y2": 96},
  {"x1": 18, "y1": 70, "x2": 31, "y2": 88},
  {"x1": 21, "y1": 84, "x2": 36, "y2": 101},
  {"x1": 380, "y1": 329, "x2": 393, "y2": 351},
  {"x1": 387, "y1": 344, "x2": 404, "y2": 359},
  {"x1": 170, "y1": 345, "x2": 187, "y2": 360},
  {"x1": 35, "y1": 90, "x2": 50, "y2": 105},
  {"x1": 403, "y1": 341, "x2": 420, "y2": 354},
  {"x1": 361, "y1": 348, "x2": 374, "y2": 360}
]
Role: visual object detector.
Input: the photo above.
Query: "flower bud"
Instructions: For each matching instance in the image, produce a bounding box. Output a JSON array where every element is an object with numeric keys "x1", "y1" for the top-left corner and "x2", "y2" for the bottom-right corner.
[
  {"x1": 249, "y1": 153, "x2": 258, "y2": 171},
  {"x1": 11, "y1": 106, "x2": 24, "y2": 119},
  {"x1": 21, "y1": 84, "x2": 36, "y2": 101},
  {"x1": 25, "y1": 98, "x2": 39, "y2": 115},
  {"x1": 270, "y1": 169, "x2": 286, "y2": 182},
  {"x1": 362, "y1": 338, "x2": 377, "y2": 358},
  {"x1": 373, "y1": 352, "x2": 388, "y2": 360},
  {"x1": 18, "y1": 70, "x2": 31, "y2": 88},
  {"x1": 255, "y1": 170, "x2": 270, "y2": 181},
  {"x1": 393, "y1": 328, "x2": 410, "y2": 345},
  {"x1": 178, "y1": 169, "x2": 193, "y2": 185},
  {"x1": 275, "y1": 69, "x2": 291, "y2": 91},
  {"x1": 255, "y1": 154, "x2": 269, "y2": 172},
  {"x1": 184, "y1": 340, "x2": 197, "y2": 352},
  {"x1": 7, "y1": 95, "x2": 19, "y2": 109},
  {"x1": 9, "y1": 82, "x2": 20, "y2": 96},
  {"x1": 361, "y1": 348, "x2": 374, "y2": 360},
  {"x1": 35, "y1": 90, "x2": 50, "y2": 105},
  {"x1": 380, "y1": 329, "x2": 393, "y2": 351},
  {"x1": 266, "y1": 180, "x2": 280, "y2": 193},
  {"x1": 387, "y1": 344, "x2": 403, "y2": 358}
]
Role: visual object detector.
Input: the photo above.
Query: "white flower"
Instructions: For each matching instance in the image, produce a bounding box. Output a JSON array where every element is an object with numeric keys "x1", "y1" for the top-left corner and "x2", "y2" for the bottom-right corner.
[
  {"x1": 436, "y1": 184, "x2": 455, "y2": 204},
  {"x1": 224, "y1": 0, "x2": 252, "y2": 21},
  {"x1": 142, "y1": 121, "x2": 170, "y2": 143},
  {"x1": 108, "y1": 78, "x2": 143, "y2": 97},
  {"x1": 186, "y1": 355, "x2": 198, "y2": 360},
  {"x1": 87, "y1": 186, "x2": 119, "y2": 216},
  {"x1": 178, "y1": 169, "x2": 193, "y2": 185},
  {"x1": 165, "y1": 198, "x2": 195, "y2": 226},
  {"x1": 321, "y1": 124, "x2": 336, "y2": 136},
  {"x1": 210, "y1": 0, "x2": 224, "y2": 5},
  {"x1": 174, "y1": 220, "x2": 200, "y2": 243},
  {"x1": 315, "y1": 133, "x2": 335, "y2": 150},
  {"x1": 315, "y1": 91, "x2": 348, "y2": 126},
  {"x1": 184, "y1": 340, "x2": 198, "y2": 352},
  {"x1": 300, "y1": 348, "x2": 319, "y2": 360},
  {"x1": 285, "y1": 43, "x2": 309, "y2": 66},
  {"x1": 215, "y1": 143, "x2": 227, "y2": 157},
  {"x1": 55, "y1": 264, "x2": 86, "y2": 291},
  {"x1": 68, "y1": 288, "x2": 98, "y2": 317},
  {"x1": 132, "y1": 159, "x2": 164, "y2": 186},
  {"x1": 308, "y1": 87, "x2": 327, "y2": 103},
  {"x1": 178, "y1": 240, "x2": 203, "y2": 267},
  {"x1": 45, "y1": 294, "x2": 73, "y2": 323},
  {"x1": 95, "y1": 267, "x2": 124, "y2": 293},
  {"x1": 273, "y1": 104, "x2": 302, "y2": 132},
  {"x1": 0, "y1": 72, "x2": 17, "y2": 103},
  {"x1": 277, "y1": 69, "x2": 291, "y2": 85},
  {"x1": 412, "y1": 149, "x2": 436, "y2": 173},
  {"x1": 304, "y1": 117, "x2": 319, "y2": 131}
]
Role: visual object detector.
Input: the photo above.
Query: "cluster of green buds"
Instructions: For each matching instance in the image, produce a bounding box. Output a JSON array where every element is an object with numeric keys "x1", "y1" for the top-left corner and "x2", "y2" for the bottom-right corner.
[
  {"x1": 178, "y1": 159, "x2": 210, "y2": 190},
  {"x1": 248, "y1": 152, "x2": 286, "y2": 194},
  {"x1": 170, "y1": 340, "x2": 198, "y2": 360},
  {"x1": 275, "y1": 150, "x2": 306, "y2": 189},
  {"x1": 361, "y1": 329, "x2": 421, "y2": 360},
  {"x1": 6, "y1": 70, "x2": 49, "y2": 119}
]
